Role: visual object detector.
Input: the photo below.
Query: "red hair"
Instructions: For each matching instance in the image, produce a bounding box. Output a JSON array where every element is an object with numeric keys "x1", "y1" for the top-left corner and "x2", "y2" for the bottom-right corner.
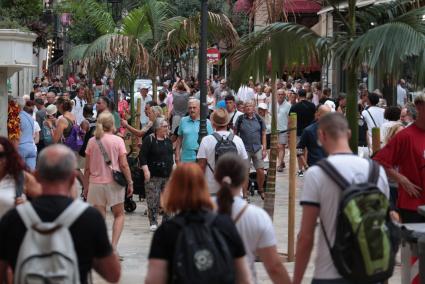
[
  {"x1": 0, "y1": 137, "x2": 28, "y2": 180},
  {"x1": 162, "y1": 163, "x2": 214, "y2": 213}
]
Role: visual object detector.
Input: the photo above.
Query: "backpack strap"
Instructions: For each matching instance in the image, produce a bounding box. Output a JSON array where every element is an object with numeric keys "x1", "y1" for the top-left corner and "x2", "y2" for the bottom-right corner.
[
  {"x1": 15, "y1": 171, "x2": 25, "y2": 198},
  {"x1": 55, "y1": 200, "x2": 89, "y2": 229},
  {"x1": 368, "y1": 159, "x2": 380, "y2": 185},
  {"x1": 227, "y1": 133, "x2": 234, "y2": 142},
  {"x1": 16, "y1": 203, "x2": 42, "y2": 229},
  {"x1": 233, "y1": 204, "x2": 249, "y2": 223},
  {"x1": 212, "y1": 132, "x2": 223, "y2": 143},
  {"x1": 366, "y1": 109, "x2": 378, "y2": 128},
  {"x1": 316, "y1": 159, "x2": 350, "y2": 191}
]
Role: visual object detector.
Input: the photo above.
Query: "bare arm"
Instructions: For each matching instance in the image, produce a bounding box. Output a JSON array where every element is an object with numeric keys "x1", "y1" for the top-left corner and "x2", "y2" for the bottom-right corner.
[
  {"x1": 83, "y1": 154, "x2": 91, "y2": 199},
  {"x1": 53, "y1": 118, "x2": 67, "y2": 143},
  {"x1": 145, "y1": 259, "x2": 168, "y2": 284},
  {"x1": 175, "y1": 136, "x2": 182, "y2": 164},
  {"x1": 24, "y1": 172, "x2": 42, "y2": 197},
  {"x1": 257, "y1": 246, "x2": 291, "y2": 284},
  {"x1": 93, "y1": 253, "x2": 121, "y2": 283},
  {"x1": 121, "y1": 119, "x2": 150, "y2": 138},
  {"x1": 384, "y1": 167, "x2": 421, "y2": 198},
  {"x1": 293, "y1": 205, "x2": 319, "y2": 284},
  {"x1": 234, "y1": 257, "x2": 253, "y2": 284},
  {"x1": 197, "y1": 158, "x2": 207, "y2": 173},
  {"x1": 181, "y1": 80, "x2": 191, "y2": 94},
  {"x1": 118, "y1": 153, "x2": 133, "y2": 197},
  {"x1": 261, "y1": 130, "x2": 267, "y2": 159}
]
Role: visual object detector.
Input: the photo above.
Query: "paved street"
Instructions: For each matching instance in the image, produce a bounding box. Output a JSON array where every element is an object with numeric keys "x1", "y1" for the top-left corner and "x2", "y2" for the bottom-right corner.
[{"x1": 94, "y1": 159, "x2": 402, "y2": 284}]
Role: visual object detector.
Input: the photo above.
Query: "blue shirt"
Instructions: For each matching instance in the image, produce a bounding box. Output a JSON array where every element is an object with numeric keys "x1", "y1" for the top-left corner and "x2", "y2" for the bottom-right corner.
[
  {"x1": 19, "y1": 111, "x2": 34, "y2": 146},
  {"x1": 178, "y1": 116, "x2": 213, "y2": 162},
  {"x1": 297, "y1": 122, "x2": 326, "y2": 166}
]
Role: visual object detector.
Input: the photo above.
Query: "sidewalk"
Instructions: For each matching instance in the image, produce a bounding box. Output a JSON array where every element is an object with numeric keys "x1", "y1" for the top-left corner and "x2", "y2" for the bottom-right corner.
[{"x1": 94, "y1": 166, "x2": 402, "y2": 283}]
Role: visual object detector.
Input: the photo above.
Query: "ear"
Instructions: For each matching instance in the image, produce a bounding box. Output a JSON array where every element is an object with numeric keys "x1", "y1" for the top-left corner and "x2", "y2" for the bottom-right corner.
[{"x1": 347, "y1": 129, "x2": 352, "y2": 140}]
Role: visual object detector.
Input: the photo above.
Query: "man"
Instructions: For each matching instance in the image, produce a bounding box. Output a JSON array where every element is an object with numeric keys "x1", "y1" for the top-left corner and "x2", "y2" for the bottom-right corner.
[
  {"x1": 225, "y1": 94, "x2": 243, "y2": 131},
  {"x1": 18, "y1": 101, "x2": 37, "y2": 170},
  {"x1": 214, "y1": 79, "x2": 234, "y2": 102},
  {"x1": 175, "y1": 99, "x2": 213, "y2": 163},
  {"x1": 211, "y1": 74, "x2": 220, "y2": 91},
  {"x1": 235, "y1": 100, "x2": 267, "y2": 199},
  {"x1": 397, "y1": 78, "x2": 407, "y2": 107},
  {"x1": 274, "y1": 89, "x2": 291, "y2": 172},
  {"x1": 45, "y1": 91, "x2": 56, "y2": 107},
  {"x1": 134, "y1": 85, "x2": 152, "y2": 128},
  {"x1": 0, "y1": 145, "x2": 120, "y2": 284},
  {"x1": 197, "y1": 109, "x2": 248, "y2": 194},
  {"x1": 35, "y1": 98, "x2": 47, "y2": 152},
  {"x1": 72, "y1": 86, "x2": 87, "y2": 125},
  {"x1": 294, "y1": 113, "x2": 389, "y2": 284},
  {"x1": 289, "y1": 89, "x2": 316, "y2": 176},
  {"x1": 401, "y1": 103, "x2": 416, "y2": 126},
  {"x1": 48, "y1": 78, "x2": 61, "y2": 94},
  {"x1": 374, "y1": 93, "x2": 425, "y2": 223},
  {"x1": 362, "y1": 92, "x2": 386, "y2": 145},
  {"x1": 297, "y1": 105, "x2": 331, "y2": 167}
]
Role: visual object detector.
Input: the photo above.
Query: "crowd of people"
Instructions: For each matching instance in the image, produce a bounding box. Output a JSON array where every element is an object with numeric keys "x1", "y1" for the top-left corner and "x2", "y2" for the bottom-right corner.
[{"x1": 0, "y1": 71, "x2": 424, "y2": 284}]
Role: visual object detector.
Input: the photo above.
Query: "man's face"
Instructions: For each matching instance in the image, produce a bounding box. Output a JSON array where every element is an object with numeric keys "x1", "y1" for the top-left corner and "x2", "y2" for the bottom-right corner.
[
  {"x1": 145, "y1": 105, "x2": 152, "y2": 117},
  {"x1": 77, "y1": 88, "x2": 85, "y2": 98},
  {"x1": 277, "y1": 92, "x2": 285, "y2": 104},
  {"x1": 258, "y1": 108, "x2": 266, "y2": 117},
  {"x1": 47, "y1": 93, "x2": 56, "y2": 103},
  {"x1": 63, "y1": 93, "x2": 70, "y2": 100},
  {"x1": 245, "y1": 103, "x2": 255, "y2": 115},
  {"x1": 220, "y1": 82, "x2": 226, "y2": 89},
  {"x1": 96, "y1": 99, "x2": 107, "y2": 112},
  {"x1": 188, "y1": 102, "x2": 200, "y2": 118},
  {"x1": 141, "y1": 88, "x2": 148, "y2": 96},
  {"x1": 237, "y1": 103, "x2": 245, "y2": 113},
  {"x1": 225, "y1": 100, "x2": 235, "y2": 112}
]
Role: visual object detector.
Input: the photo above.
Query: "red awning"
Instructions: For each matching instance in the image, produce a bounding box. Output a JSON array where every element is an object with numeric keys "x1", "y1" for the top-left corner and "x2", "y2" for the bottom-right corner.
[{"x1": 284, "y1": 0, "x2": 321, "y2": 14}]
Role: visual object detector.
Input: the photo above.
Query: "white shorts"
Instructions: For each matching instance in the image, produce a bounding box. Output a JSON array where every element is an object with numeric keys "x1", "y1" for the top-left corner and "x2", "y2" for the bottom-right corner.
[{"x1": 87, "y1": 182, "x2": 125, "y2": 207}]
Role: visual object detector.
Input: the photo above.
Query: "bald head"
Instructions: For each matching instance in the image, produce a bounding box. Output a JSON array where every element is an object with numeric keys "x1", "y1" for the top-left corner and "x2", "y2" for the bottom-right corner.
[
  {"x1": 318, "y1": 112, "x2": 349, "y2": 140},
  {"x1": 316, "y1": 104, "x2": 332, "y2": 120},
  {"x1": 37, "y1": 145, "x2": 76, "y2": 183}
]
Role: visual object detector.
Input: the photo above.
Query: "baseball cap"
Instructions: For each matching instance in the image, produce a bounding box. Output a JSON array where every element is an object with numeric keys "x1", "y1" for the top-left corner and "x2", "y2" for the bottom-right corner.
[{"x1": 258, "y1": 103, "x2": 268, "y2": 110}]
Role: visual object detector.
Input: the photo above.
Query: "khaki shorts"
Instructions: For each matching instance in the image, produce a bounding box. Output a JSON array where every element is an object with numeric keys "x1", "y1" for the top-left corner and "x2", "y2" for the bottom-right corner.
[
  {"x1": 247, "y1": 149, "x2": 264, "y2": 170},
  {"x1": 278, "y1": 133, "x2": 288, "y2": 145},
  {"x1": 87, "y1": 182, "x2": 125, "y2": 207}
]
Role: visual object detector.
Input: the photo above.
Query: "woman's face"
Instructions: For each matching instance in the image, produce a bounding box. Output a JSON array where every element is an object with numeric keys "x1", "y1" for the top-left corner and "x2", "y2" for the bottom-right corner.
[{"x1": 158, "y1": 122, "x2": 169, "y2": 136}]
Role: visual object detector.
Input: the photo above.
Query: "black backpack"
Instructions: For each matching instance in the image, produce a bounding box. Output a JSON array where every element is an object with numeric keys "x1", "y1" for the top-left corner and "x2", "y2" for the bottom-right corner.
[
  {"x1": 171, "y1": 212, "x2": 235, "y2": 284},
  {"x1": 207, "y1": 133, "x2": 238, "y2": 173},
  {"x1": 317, "y1": 159, "x2": 399, "y2": 283}
]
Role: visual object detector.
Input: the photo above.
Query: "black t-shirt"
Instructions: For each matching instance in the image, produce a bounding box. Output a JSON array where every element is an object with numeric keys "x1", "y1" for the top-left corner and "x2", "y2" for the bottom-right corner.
[
  {"x1": 297, "y1": 122, "x2": 326, "y2": 166},
  {"x1": 0, "y1": 196, "x2": 112, "y2": 284},
  {"x1": 139, "y1": 134, "x2": 174, "y2": 177},
  {"x1": 289, "y1": 100, "x2": 316, "y2": 136},
  {"x1": 149, "y1": 211, "x2": 246, "y2": 280}
]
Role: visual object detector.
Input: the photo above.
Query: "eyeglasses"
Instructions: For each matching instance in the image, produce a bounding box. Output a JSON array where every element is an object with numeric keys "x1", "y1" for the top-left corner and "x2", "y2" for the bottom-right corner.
[{"x1": 161, "y1": 125, "x2": 169, "y2": 128}]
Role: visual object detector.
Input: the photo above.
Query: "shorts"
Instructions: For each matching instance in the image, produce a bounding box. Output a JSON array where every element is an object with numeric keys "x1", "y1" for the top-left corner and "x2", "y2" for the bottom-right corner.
[
  {"x1": 87, "y1": 182, "x2": 125, "y2": 207},
  {"x1": 296, "y1": 136, "x2": 304, "y2": 156},
  {"x1": 76, "y1": 153, "x2": 86, "y2": 169},
  {"x1": 278, "y1": 133, "x2": 288, "y2": 145},
  {"x1": 247, "y1": 149, "x2": 264, "y2": 170}
]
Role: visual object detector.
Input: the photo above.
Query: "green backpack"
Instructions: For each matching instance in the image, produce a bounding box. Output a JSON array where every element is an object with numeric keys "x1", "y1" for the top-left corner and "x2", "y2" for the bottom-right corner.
[{"x1": 317, "y1": 159, "x2": 399, "y2": 283}]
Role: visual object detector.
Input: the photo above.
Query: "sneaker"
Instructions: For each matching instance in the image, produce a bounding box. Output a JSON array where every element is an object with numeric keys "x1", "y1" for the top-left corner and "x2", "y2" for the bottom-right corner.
[
  {"x1": 277, "y1": 165, "x2": 284, "y2": 172},
  {"x1": 297, "y1": 170, "x2": 304, "y2": 177},
  {"x1": 149, "y1": 224, "x2": 158, "y2": 232}
]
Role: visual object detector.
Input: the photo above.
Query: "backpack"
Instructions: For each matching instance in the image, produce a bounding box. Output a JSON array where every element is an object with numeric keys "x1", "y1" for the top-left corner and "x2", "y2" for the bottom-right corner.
[
  {"x1": 14, "y1": 200, "x2": 89, "y2": 284},
  {"x1": 207, "y1": 133, "x2": 238, "y2": 173},
  {"x1": 42, "y1": 121, "x2": 54, "y2": 146},
  {"x1": 171, "y1": 212, "x2": 235, "y2": 284},
  {"x1": 316, "y1": 159, "x2": 399, "y2": 283},
  {"x1": 63, "y1": 119, "x2": 84, "y2": 152}
]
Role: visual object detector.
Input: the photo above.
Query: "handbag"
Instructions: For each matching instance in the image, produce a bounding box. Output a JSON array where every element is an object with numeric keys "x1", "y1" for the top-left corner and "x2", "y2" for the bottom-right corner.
[{"x1": 96, "y1": 139, "x2": 128, "y2": 187}]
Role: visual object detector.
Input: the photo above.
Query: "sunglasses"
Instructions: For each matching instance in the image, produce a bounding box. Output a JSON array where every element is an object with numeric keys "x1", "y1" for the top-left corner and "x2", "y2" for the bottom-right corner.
[{"x1": 0, "y1": 152, "x2": 7, "y2": 158}]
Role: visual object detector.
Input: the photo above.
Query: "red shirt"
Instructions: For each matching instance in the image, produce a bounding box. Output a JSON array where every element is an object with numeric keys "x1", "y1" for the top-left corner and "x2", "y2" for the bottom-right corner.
[{"x1": 374, "y1": 124, "x2": 425, "y2": 210}]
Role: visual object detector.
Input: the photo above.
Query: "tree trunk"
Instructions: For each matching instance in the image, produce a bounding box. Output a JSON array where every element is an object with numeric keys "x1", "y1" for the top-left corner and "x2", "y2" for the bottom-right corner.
[
  {"x1": 347, "y1": 67, "x2": 358, "y2": 153},
  {"x1": 264, "y1": 75, "x2": 277, "y2": 219}
]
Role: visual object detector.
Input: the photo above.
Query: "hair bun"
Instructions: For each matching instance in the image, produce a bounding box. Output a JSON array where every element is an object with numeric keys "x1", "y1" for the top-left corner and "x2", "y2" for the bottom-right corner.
[{"x1": 222, "y1": 176, "x2": 232, "y2": 185}]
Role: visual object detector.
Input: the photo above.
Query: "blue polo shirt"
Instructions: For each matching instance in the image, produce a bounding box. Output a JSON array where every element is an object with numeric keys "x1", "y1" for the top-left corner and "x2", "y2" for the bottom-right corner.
[{"x1": 178, "y1": 116, "x2": 213, "y2": 162}]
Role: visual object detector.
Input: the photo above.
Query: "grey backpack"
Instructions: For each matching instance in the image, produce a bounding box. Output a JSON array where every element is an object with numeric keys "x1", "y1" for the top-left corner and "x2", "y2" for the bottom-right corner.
[{"x1": 15, "y1": 200, "x2": 88, "y2": 284}]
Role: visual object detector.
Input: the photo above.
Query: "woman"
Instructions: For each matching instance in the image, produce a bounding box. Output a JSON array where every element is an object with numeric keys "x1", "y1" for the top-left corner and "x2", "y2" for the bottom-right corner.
[
  {"x1": 145, "y1": 163, "x2": 252, "y2": 284},
  {"x1": 207, "y1": 86, "x2": 216, "y2": 113},
  {"x1": 139, "y1": 118, "x2": 173, "y2": 232},
  {"x1": 53, "y1": 97, "x2": 77, "y2": 144},
  {"x1": 83, "y1": 112, "x2": 133, "y2": 252},
  {"x1": 171, "y1": 80, "x2": 190, "y2": 133},
  {"x1": 121, "y1": 101, "x2": 159, "y2": 139},
  {"x1": 215, "y1": 154, "x2": 291, "y2": 284},
  {"x1": 0, "y1": 137, "x2": 41, "y2": 218},
  {"x1": 41, "y1": 104, "x2": 58, "y2": 147}
]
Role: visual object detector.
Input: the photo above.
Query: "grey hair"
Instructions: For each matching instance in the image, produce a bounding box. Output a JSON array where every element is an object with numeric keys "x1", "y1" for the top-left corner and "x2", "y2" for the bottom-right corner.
[
  {"x1": 244, "y1": 99, "x2": 255, "y2": 106},
  {"x1": 37, "y1": 145, "x2": 76, "y2": 182},
  {"x1": 188, "y1": 98, "x2": 200, "y2": 106},
  {"x1": 153, "y1": 117, "x2": 166, "y2": 132}
]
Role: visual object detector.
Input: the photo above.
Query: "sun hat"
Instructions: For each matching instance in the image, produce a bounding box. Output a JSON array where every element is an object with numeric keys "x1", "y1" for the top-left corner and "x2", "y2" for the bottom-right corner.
[
  {"x1": 258, "y1": 103, "x2": 268, "y2": 110},
  {"x1": 46, "y1": 104, "x2": 58, "y2": 116},
  {"x1": 211, "y1": 108, "x2": 230, "y2": 127}
]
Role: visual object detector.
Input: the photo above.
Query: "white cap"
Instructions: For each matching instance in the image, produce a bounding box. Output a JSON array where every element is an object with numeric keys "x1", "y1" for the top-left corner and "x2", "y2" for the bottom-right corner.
[
  {"x1": 324, "y1": 100, "x2": 336, "y2": 112},
  {"x1": 258, "y1": 103, "x2": 268, "y2": 110}
]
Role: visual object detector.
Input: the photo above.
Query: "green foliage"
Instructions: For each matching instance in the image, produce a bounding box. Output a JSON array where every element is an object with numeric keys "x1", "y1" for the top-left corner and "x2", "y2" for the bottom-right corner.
[{"x1": 166, "y1": 0, "x2": 228, "y2": 18}]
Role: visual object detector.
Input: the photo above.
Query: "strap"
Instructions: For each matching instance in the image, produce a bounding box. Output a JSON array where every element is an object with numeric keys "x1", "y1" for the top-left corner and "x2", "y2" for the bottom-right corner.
[
  {"x1": 55, "y1": 200, "x2": 89, "y2": 228},
  {"x1": 16, "y1": 203, "x2": 42, "y2": 229},
  {"x1": 227, "y1": 133, "x2": 234, "y2": 142},
  {"x1": 368, "y1": 159, "x2": 380, "y2": 184},
  {"x1": 96, "y1": 139, "x2": 112, "y2": 165},
  {"x1": 316, "y1": 159, "x2": 350, "y2": 190},
  {"x1": 319, "y1": 220, "x2": 333, "y2": 252},
  {"x1": 233, "y1": 204, "x2": 249, "y2": 223},
  {"x1": 366, "y1": 109, "x2": 377, "y2": 128},
  {"x1": 15, "y1": 171, "x2": 25, "y2": 198},
  {"x1": 207, "y1": 162, "x2": 214, "y2": 174},
  {"x1": 212, "y1": 132, "x2": 222, "y2": 143}
]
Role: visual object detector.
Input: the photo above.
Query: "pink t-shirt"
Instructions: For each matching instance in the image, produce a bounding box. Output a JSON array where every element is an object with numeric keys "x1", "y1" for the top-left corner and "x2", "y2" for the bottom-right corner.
[{"x1": 85, "y1": 133, "x2": 127, "y2": 184}]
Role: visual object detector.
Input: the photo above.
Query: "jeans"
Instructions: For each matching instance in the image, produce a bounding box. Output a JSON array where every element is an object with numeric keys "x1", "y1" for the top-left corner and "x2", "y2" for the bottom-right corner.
[{"x1": 18, "y1": 143, "x2": 37, "y2": 170}]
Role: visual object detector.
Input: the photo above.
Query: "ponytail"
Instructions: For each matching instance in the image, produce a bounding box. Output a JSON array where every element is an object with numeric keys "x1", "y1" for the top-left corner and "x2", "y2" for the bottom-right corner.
[
  {"x1": 94, "y1": 122, "x2": 104, "y2": 139},
  {"x1": 217, "y1": 176, "x2": 234, "y2": 216}
]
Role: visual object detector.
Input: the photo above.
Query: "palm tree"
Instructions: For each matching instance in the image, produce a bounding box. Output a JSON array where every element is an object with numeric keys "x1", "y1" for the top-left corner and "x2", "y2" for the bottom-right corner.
[{"x1": 229, "y1": 0, "x2": 425, "y2": 217}]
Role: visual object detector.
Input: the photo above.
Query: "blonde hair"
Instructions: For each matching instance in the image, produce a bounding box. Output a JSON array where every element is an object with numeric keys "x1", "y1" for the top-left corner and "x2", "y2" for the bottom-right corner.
[
  {"x1": 94, "y1": 111, "x2": 115, "y2": 139},
  {"x1": 384, "y1": 123, "x2": 404, "y2": 145}
]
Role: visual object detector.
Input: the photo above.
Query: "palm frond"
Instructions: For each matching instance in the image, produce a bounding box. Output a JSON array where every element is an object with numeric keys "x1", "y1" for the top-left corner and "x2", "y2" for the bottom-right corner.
[
  {"x1": 65, "y1": 44, "x2": 89, "y2": 63},
  {"x1": 82, "y1": 0, "x2": 115, "y2": 34},
  {"x1": 121, "y1": 8, "x2": 151, "y2": 40},
  {"x1": 228, "y1": 22, "x2": 323, "y2": 88}
]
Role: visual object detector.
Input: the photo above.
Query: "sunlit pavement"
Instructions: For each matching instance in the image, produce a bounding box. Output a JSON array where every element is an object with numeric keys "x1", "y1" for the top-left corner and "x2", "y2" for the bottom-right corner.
[{"x1": 93, "y1": 158, "x2": 402, "y2": 283}]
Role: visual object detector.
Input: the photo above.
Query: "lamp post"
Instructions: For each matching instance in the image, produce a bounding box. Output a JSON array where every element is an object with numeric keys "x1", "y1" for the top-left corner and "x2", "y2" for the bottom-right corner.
[
  {"x1": 198, "y1": 0, "x2": 208, "y2": 145},
  {"x1": 106, "y1": 0, "x2": 122, "y2": 23}
]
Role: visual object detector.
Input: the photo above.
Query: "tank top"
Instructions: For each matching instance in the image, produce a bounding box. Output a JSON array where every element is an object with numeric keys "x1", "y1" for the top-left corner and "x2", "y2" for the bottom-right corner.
[
  {"x1": 0, "y1": 175, "x2": 18, "y2": 218},
  {"x1": 63, "y1": 117, "x2": 74, "y2": 138}
]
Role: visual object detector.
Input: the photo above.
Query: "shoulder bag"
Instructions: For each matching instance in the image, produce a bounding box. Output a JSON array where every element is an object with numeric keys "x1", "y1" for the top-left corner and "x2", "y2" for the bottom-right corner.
[{"x1": 96, "y1": 139, "x2": 128, "y2": 187}]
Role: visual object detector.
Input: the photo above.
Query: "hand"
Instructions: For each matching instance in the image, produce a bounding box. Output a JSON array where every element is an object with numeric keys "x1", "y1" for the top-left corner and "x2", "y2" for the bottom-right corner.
[
  {"x1": 144, "y1": 170, "x2": 151, "y2": 183},
  {"x1": 15, "y1": 197, "x2": 24, "y2": 206},
  {"x1": 399, "y1": 175, "x2": 422, "y2": 198},
  {"x1": 127, "y1": 183, "x2": 134, "y2": 197},
  {"x1": 121, "y1": 119, "x2": 128, "y2": 128},
  {"x1": 262, "y1": 149, "x2": 267, "y2": 159}
]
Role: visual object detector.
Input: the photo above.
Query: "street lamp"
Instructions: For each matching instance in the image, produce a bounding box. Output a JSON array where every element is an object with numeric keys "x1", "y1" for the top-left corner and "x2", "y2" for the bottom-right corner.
[
  {"x1": 198, "y1": 0, "x2": 208, "y2": 145},
  {"x1": 106, "y1": 0, "x2": 122, "y2": 23}
]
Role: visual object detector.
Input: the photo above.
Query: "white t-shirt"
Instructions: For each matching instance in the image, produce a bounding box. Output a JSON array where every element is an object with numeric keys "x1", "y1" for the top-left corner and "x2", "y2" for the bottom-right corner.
[
  {"x1": 300, "y1": 154, "x2": 389, "y2": 280},
  {"x1": 231, "y1": 196, "x2": 276, "y2": 283},
  {"x1": 397, "y1": 84, "x2": 407, "y2": 106},
  {"x1": 229, "y1": 110, "x2": 243, "y2": 127},
  {"x1": 197, "y1": 131, "x2": 248, "y2": 194},
  {"x1": 72, "y1": 97, "x2": 87, "y2": 125},
  {"x1": 362, "y1": 106, "x2": 387, "y2": 144}
]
